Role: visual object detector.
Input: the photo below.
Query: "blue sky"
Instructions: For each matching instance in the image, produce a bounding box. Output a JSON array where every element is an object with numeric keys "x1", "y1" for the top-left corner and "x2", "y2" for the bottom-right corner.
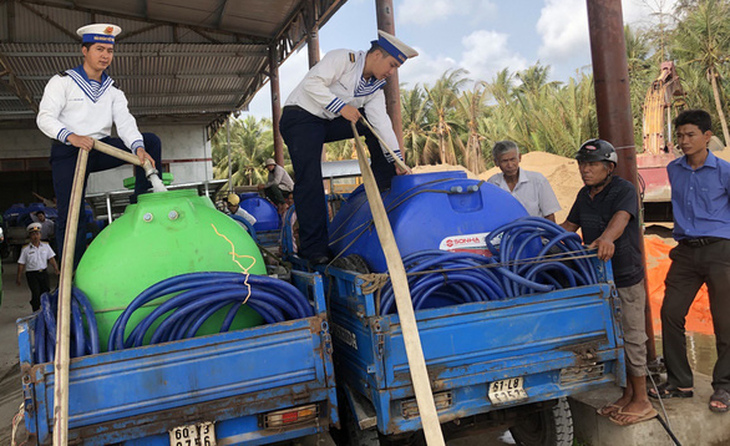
[{"x1": 245, "y1": 0, "x2": 676, "y2": 118}]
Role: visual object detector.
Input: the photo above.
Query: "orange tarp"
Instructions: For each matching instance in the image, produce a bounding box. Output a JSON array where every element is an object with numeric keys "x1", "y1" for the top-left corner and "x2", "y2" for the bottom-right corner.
[{"x1": 645, "y1": 235, "x2": 714, "y2": 335}]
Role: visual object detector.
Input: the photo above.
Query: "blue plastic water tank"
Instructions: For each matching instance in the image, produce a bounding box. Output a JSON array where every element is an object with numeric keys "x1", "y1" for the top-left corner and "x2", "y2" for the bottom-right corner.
[
  {"x1": 328, "y1": 171, "x2": 533, "y2": 272},
  {"x1": 239, "y1": 193, "x2": 281, "y2": 231}
]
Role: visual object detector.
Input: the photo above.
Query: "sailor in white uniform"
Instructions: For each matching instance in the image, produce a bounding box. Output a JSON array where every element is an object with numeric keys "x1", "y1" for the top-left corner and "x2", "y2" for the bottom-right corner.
[
  {"x1": 280, "y1": 30, "x2": 418, "y2": 264},
  {"x1": 36, "y1": 23, "x2": 162, "y2": 267}
]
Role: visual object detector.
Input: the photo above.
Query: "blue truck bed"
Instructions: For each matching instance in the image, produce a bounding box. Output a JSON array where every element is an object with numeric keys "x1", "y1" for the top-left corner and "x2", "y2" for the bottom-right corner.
[
  {"x1": 16, "y1": 271, "x2": 338, "y2": 446},
  {"x1": 323, "y1": 258, "x2": 625, "y2": 436}
]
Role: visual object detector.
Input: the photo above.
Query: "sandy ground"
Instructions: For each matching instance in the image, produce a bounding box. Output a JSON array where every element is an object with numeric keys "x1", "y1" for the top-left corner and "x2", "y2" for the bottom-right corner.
[{"x1": 0, "y1": 261, "x2": 50, "y2": 444}]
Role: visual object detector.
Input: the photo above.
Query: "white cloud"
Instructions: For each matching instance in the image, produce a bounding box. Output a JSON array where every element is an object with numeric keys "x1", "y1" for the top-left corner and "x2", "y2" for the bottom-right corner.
[
  {"x1": 460, "y1": 30, "x2": 527, "y2": 82},
  {"x1": 398, "y1": 49, "x2": 458, "y2": 88},
  {"x1": 399, "y1": 29, "x2": 526, "y2": 88},
  {"x1": 536, "y1": 0, "x2": 588, "y2": 63},
  {"x1": 536, "y1": 0, "x2": 680, "y2": 65},
  {"x1": 622, "y1": 0, "x2": 678, "y2": 28},
  {"x1": 399, "y1": 0, "x2": 498, "y2": 26}
]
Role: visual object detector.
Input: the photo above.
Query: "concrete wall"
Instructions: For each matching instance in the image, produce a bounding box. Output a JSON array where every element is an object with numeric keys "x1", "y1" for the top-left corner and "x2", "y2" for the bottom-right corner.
[{"x1": 0, "y1": 124, "x2": 213, "y2": 194}]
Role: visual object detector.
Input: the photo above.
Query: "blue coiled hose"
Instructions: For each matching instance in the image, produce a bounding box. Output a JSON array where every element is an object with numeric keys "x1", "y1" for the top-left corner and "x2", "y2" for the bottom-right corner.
[
  {"x1": 108, "y1": 272, "x2": 313, "y2": 351},
  {"x1": 33, "y1": 287, "x2": 99, "y2": 364},
  {"x1": 378, "y1": 217, "x2": 599, "y2": 315},
  {"x1": 34, "y1": 272, "x2": 313, "y2": 362}
]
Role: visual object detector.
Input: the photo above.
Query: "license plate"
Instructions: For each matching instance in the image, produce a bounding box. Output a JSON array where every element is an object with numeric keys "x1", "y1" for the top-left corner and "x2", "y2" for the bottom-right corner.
[
  {"x1": 169, "y1": 422, "x2": 216, "y2": 446},
  {"x1": 488, "y1": 377, "x2": 528, "y2": 405}
]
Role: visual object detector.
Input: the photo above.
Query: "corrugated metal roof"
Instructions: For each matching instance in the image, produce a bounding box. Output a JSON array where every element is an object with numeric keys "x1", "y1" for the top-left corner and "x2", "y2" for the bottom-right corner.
[{"x1": 0, "y1": 0, "x2": 347, "y2": 133}]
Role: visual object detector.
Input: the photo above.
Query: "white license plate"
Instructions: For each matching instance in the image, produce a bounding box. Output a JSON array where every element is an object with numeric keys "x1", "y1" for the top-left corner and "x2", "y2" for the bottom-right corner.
[
  {"x1": 488, "y1": 377, "x2": 528, "y2": 405},
  {"x1": 169, "y1": 422, "x2": 216, "y2": 446}
]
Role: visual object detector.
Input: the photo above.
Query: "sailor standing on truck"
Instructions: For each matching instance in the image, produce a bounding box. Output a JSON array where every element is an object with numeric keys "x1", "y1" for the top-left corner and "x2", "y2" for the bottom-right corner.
[
  {"x1": 36, "y1": 23, "x2": 163, "y2": 267},
  {"x1": 561, "y1": 139, "x2": 657, "y2": 426},
  {"x1": 279, "y1": 31, "x2": 417, "y2": 265}
]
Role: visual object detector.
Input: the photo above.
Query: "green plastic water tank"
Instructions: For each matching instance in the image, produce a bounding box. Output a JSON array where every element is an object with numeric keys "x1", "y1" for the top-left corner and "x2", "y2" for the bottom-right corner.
[{"x1": 74, "y1": 189, "x2": 266, "y2": 351}]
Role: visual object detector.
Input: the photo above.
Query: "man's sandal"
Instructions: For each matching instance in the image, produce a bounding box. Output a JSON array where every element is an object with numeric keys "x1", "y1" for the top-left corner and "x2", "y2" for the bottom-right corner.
[
  {"x1": 648, "y1": 382, "x2": 693, "y2": 399},
  {"x1": 709, "y1": 388, "x2": 730, "y2": 413}
]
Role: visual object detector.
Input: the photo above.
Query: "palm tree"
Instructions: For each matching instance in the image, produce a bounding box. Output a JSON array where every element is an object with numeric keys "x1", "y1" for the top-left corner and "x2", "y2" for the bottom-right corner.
[
  {"x1": 455, "y1": 84, "x2": 490, "y2": 173},
  {"x1": 514, "y1": 63, "x2": 561, "y2": 97},
  {"x1": 212, "y1": 116, "x2": 275, "y2": 186},
  {"x1": 325, "y1": 139, "x2": 355, "y2": 161},
  {"x1": 424, "y1": 68, "x2": 469, "y2": 165},
  {"x1": 671, "y1": 0, "x2": 730, "y2": 145},
  {"x1": 401, "y1": 85, "x2": 431, "y2": 166}
]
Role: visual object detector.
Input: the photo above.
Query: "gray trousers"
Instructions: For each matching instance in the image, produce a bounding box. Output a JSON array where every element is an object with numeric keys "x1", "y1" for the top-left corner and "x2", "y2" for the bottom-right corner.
[{"x1": 661, "y1": 239, "x2": 730, "y2": 391}]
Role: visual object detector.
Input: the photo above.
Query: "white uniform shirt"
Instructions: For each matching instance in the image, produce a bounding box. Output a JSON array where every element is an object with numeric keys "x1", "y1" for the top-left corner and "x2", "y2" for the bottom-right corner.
[
  {"x1": 285, "y1": 49, "x2": 402, "y2": 162},
  {"x1": 36, "y1": 66, "x2": 145, "y2": 153},
  {"x1": 488, "y1": 169, "x2": 561, "y2": 218},
  {"x1": 18, "y1": 242, "x2": 56, "y2": 272}
]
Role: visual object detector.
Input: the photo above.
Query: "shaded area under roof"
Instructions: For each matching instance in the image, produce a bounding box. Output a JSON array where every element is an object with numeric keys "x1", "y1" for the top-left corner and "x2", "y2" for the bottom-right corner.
[{"x1": 0, "y1": 0, "x2": 347, "y2": 135}]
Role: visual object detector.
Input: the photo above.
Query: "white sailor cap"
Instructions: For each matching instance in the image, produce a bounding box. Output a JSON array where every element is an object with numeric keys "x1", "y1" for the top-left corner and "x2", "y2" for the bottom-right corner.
[
  {"x1": 77, "y1": 23, "x2": 122, "y2": 45},
  {"x1": 372, "y1": 30, "x2": 418, "y2": 64},
  {"x1": 27, "y1": 222, "x2": 42, "y2": 233}
]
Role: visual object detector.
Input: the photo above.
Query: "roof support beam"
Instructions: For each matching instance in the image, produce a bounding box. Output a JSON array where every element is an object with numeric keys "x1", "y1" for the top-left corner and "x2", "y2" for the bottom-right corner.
[
  {"x1": 19, "y1": 0, "x2": 270, "y2": 43},
  {"x1": 0, "y1": 88, "x2": 252, "y2": 100},
  {"x1": 116, "y1": 23, "x2": 161, "y2": 41},
  {"x1": 216, "y1": 0, "x2": 233, "y2": 30},
  {"x1": 19, "y1": 72, "x2": 259, "y2": 80},
  {"x1": 20, "y1": 2, "x2": 80, "y2": 42},
  {"x1": 6, "y1": 0, "x2": 16, "y2": 43},
  {"x1": 3, "y1": 50, "x2": 269, "y2": 57},
  {"x1": 0, "y1": 52, "x2": 37, "y2": 112}
]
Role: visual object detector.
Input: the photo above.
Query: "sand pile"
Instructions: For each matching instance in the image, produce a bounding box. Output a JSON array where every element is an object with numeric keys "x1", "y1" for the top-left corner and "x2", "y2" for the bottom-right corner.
[
  {"x1": 479, "y1": 151, "x2": 583, "y2": 223},
  {"x1": 715, "y1": 147, "x2": 730, "y2": 163}
]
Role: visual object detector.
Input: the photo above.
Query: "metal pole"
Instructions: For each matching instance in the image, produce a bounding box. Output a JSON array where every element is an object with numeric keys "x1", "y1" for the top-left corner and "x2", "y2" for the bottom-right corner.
[
  {"x1": 587, "y1": 0, "x2": 657, "y2": 361},
  {"x1": 375, "y1": 0, "x2": 404, "y2": 149},
  {"x1": 227, "y1": 114, "x2": 232, "y2": 190},
  {"x1": 307, "y1": 0, "x2": 321, "y2": 68},
  {"x1": 269, "y1": 45, "x2": 284, "y2": 166},
  {"x1": 105, "y1": 193, "x2": 113, "y2": 223}
]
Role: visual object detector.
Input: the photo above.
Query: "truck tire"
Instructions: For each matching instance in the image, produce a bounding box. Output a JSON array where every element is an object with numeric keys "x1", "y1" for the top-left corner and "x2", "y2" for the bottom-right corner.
[{"x1": 509, "y1": 398, "x2": 573, "y2": 446}]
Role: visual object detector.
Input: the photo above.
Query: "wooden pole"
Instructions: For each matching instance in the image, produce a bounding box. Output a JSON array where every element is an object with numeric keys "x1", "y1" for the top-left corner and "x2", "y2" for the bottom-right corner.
[
  {"x1": 375, "y1": 0, "x2": 405, "y2": 149},
  {"x1": 269, "y1": 45, "x2": 285, "y2": 167},
  {"x1": 587, "y1": 0, "x2": 657, "y2": 362},
  {"x1": 53, "y1": 140, "x2": 164, "y2": 445},
  {"x1": 53, "y1": 148, "x2": 88, "y2": 446},
  {"x1": 350, "y1": 122, "x2": 444, "y2": 446}
]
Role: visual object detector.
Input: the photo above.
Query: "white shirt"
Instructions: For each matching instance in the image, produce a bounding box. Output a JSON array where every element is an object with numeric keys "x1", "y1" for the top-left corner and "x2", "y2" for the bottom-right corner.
[
  {"x1": 36, "y1": 66, "x2": 145, "y2": 153},
  {"x1": 488, "y1": 169, "x2": 561, "y2": 218},
  {"x1": 18, "y1": 242, "x2": 56, "y2": 272},
  {"x1": 285, "y1": 49, "x2": 402, "y2": 162}
]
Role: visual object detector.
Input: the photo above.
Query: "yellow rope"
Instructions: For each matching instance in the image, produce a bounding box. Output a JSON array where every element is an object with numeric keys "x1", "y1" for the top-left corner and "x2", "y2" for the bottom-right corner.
[{"x1": 211, "y1": 223, "x2": 256, "y2": 305}]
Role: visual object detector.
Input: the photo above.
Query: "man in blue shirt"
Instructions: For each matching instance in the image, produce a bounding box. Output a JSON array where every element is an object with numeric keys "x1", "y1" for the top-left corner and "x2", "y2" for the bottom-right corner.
[{"x1": 649, "y1": 109, "x2": 730, "y2": 413}]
